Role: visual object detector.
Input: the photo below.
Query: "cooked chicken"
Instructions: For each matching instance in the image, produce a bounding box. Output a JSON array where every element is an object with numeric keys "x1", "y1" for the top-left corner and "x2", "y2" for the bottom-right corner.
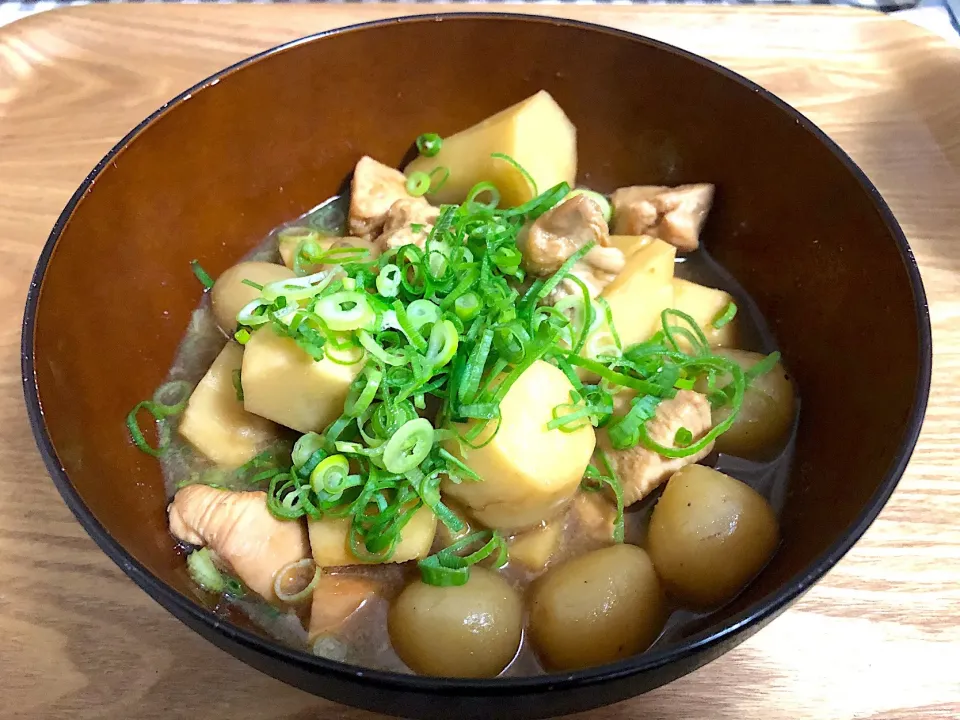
[
  {"x1": 599, "y1": 390, "x2": 714, "y2": 506},
  {"x1": 518, "y1": 194, "x2": 610, "y2": 276},
  {"x1": 547, "y1": 243, "x2": 626, "y2": 303},
  {"x1": 377, "y1": 198, "x2": 440, "y2": 251},
  {"x1": 610, "y1": 184, "x2": 714, "y2": 252},
  {"x1": 349, "y1": 156, "x2": 430, "y2": 238},
  {"x1": 169, "y1": 485, "x2": 309, "y2": 603},
  {"x1": 308, "y1": 575, "x2": 378, "y2": 644}
]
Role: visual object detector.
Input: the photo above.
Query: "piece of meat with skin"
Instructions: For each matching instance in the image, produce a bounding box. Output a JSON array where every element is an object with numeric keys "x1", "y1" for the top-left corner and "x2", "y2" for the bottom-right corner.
[
  {"x1": 610, "y1": 184, "x2": 715, "y2": 252},
  {"x1": 169, "y1": 485, "x2": 309, "y2": 603},
  {"x1": 377, "y1": 198, "x2": 440, "y2": 251},
  {"x1": 598, "y1": 390, "x2": 714, "y2": 506},
  {"x1": 349, "y1": 156, "x2": 429, "y2": 238},
  {"x1": 518, "y1": 194, "x2": 610, "y2": 276}
]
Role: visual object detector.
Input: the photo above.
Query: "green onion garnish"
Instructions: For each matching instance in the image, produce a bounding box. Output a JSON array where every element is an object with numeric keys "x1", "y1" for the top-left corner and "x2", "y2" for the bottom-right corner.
[
  {"x1": 418, "y1": 530, "x2": 508, "y2": 587},
  {"x1": 416, "y1": 132, "x2": 443, "y2": 157},
  {"x1": 190, "y1": 260, "x2": 215, "y2": 290},
  {"x1": 187, "y1": 548, "x2": 225, "y2": 592},
  {"x1": 712, "y1": 301, "x2": 738, "y2": 329},
  {"x1": 232, "y1": 368, "x2": 244, "y2": 402},
  {"x1": 126, "y1": 380, "x2": 192, "y2": 456},
  {"x1": 406, "y1": 171, "x2": 431, "y2": 197},
  {"x1": 581, "y1": 450, "x2": 625, "y2": 543}
]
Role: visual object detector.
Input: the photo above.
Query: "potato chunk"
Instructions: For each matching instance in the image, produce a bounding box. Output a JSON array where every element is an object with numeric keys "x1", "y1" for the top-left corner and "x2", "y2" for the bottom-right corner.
[
  {"x1": 405, "y1": 90, "x2": 576, "y2": 208},
  {"x1": 509, "y1": 521, "x2": 563, "y2": 572},
  {"x1": 178, "y1": 343, "x2": 279, "y2": 468},
  {"x1": 241, "y1": 327, "x2": 362, "y2": 433},
  {"x1": 671, "y1": 278, "x2": 738, "y2": 349},
  {"x1": 308, "y1": 506, "x2": 437, "y2": 567},
  {"x1": 442, "y1": 361, "x2": 595, "y2": 531},
  {"x1": 600, "y1": 238, "x2": 676, "y2": 347}
]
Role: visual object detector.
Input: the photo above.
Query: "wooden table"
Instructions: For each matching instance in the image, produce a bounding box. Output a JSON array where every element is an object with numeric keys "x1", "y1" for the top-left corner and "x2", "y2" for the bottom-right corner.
[{"x1": 2, "y1": 4, "x2": 959, "y2": 719}]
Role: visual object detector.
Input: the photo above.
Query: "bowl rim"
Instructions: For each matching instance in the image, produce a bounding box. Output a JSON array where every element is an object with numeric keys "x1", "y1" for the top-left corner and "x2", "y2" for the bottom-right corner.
[{"x1": 21, "y1": 11, "x2": 932, "y2": 695}]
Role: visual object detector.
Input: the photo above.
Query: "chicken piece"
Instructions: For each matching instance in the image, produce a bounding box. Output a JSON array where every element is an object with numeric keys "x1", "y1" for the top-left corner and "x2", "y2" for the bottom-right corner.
[
  {"x1": 349, "y1": 156, "x2": 427, "y2": 238},
  {"x1": 169, "y1": 485, "x2": 309, "y2": 603},
  {"x1": 598, "y1": 390, "x2": 714, "y2": 506},
  {"x1": 518, "y1": 194, "x2": 610, "y2": 276},
  {"x1": 547, "y1": 243, "x2": 626, "y2": 303},
  {"x1": 377, "y1": 198, "x2": 440, "y2": 251},
  {"x1": 308, "y1": 574, "x2": 379, "y2": 644},
  {"x1": 610, "y1": 184, "x2": 714, "y2": 252}
]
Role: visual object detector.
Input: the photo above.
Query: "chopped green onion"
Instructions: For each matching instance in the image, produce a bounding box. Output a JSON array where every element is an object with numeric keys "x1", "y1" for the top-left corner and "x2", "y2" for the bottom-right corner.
[
  {"x1": 745, "y1": 351, "x2": 782, "y2": 381},
  {"x1": 126, "y1": 381, "x2": 192, "y2": 457},
  {"x1": 491, "y1": 152, "x2": 538, "y2": 197},
  {"x1": 382, "y1": 418, "x2": 434, "y2": 474},
  {"x1": 310, "y1": 455, "x2": 351, "y2": 497},
  {"x1": 418, "y1": 530, "x2": 508, "y2": 587},
  {"x1": 232, "y1": 368, "x2": 244, "y2": 401},
  {"x1": 674, "y1": 427, "x2": 694, "y2": 447},
  {"x1": 454, "y1": 292, "x2": 481, "y2": 321},
  {"x1": 416, "y1": 133, "x2": 443, "y2": 157},
  {"x1": 581, "y1": 450, "x2": 625, "y2": 543},
  {"x1": 344, "y1": 366, "x2": 382, "y2": 417},
  {"x1": 406, "y1": 171, "x2": 431, "y2": 198},
  {"x1": 187, "y1": 548, "x2": 225, "y2": 593},
  {"x1": 315, "y1": 291, "x2": 375, "y2": 332},
  {"x1": 428, "y1": 166, "x2": 450, "y2": 193},
  {"x1": 376, "y1": 264, "x2": 401, "y2": 297},
  {"x1": 426, "y1": 319, "x2": 459, "y2": 369},
  {"x1": 190, "y1": 260, "x2": 215, "y2": 290},
  {"x1": 273, "y1": 558, "x2": 320, "y2": 604},
  {"x1": 712, "y1": 301, "x2": 738, "y2": 330},
  {"x1": 234, "y1": 328, "x2": 251, "y2": 344}
]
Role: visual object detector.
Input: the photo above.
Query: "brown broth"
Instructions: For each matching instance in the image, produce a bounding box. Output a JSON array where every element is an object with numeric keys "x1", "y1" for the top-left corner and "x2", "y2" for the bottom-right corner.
[{"x1": 159, "y1": 194, "x2": 798, "y2": 675}]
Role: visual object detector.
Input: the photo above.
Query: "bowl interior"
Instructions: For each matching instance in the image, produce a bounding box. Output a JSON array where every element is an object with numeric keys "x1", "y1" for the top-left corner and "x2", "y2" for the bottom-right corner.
[{"x1": 27, "y1": 14, "x2": 926, "y2": 681}]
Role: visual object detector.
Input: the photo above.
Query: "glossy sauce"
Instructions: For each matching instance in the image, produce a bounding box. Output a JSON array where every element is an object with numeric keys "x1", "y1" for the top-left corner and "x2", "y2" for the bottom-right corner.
[{"x1": 159, "y1": 195, "x2": 798, "y2": 675}]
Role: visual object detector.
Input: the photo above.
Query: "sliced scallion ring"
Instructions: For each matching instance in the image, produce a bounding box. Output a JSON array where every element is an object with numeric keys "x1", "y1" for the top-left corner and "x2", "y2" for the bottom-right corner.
[
  {"x1": 187, "y1": 548, "x2": 226, "y2": 593},
  {"x1": 426, "y1": 319, "x2": 459, "y2": 369},
  {"x1": 315, "y1": 291, "x2": 376, "y2": 332},
  {"x1": 273, "y1": 558, "x2": 321, "y2": 604},
  {"x1": 382, "y1": 418, "x2": 434, "y2": 474}
]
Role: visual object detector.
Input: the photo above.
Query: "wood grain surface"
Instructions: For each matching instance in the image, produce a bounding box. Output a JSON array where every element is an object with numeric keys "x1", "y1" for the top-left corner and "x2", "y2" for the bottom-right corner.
[{"x1": 2, "y1": 4, "x2": 959, "y2": 719}]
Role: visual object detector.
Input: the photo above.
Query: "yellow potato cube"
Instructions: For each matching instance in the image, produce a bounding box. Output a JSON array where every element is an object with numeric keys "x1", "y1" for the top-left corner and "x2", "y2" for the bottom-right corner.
[
  {"x1": 308, "y1": 506, "x2": 437, "y2": 567},
  {"x1": 405, "y1": 90, "x2": 576, "y2": 208},
  {"x1": 442, "y1": 360, "x2": 595, "y2": 531},
  {"x1": 509, "y1": 522, "x2": 563, "y2": 572},
  {"x1": 600, "y1": 238, "x2": 677, "y2": 348},
  {"x1": 607, "y1": 234, "x2": 656, "y2": 259},
  {"x1": 178, "y1": 343, "x2": 279, "y2": 468},
  {"x1": 670, "y1": 278, "x2": 739, "y2": 348},
  {"x1": 241, "y1": 327, "x2": 362, "y2": 433}
]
